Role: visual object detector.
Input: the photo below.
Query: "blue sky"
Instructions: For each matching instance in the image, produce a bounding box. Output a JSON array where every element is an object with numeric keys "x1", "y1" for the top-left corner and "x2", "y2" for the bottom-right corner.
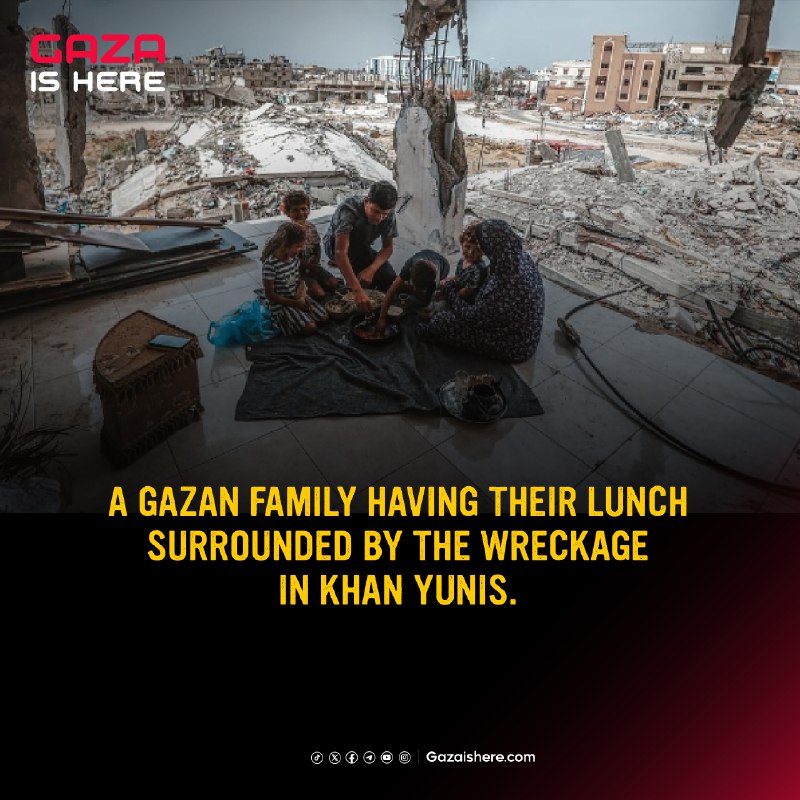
[{"x1": 19, "y1": 0, "x2": 800, "y2": 70}]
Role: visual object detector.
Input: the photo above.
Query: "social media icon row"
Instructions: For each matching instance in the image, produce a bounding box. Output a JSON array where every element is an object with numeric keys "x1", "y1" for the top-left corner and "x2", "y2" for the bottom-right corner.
[{"x1": 311, "y1": 751, "x2": 411, "y2": 765}]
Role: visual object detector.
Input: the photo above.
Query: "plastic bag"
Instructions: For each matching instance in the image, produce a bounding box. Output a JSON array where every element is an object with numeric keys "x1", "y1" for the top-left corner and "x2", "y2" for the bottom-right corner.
[{"x1": 207, "y1": 298, "x2": 280, "y2": 347}]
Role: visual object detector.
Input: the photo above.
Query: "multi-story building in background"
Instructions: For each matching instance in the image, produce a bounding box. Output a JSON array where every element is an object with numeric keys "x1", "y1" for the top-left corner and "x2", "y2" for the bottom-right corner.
[
  {"x1": 585, "y1": 34, "x2": 663, "y2": 115},
  {"x1": 243, "y1": 55, "x2": 293, "y2": 91},
  {"x1": 543, "y1": 59, "x2": 591, "y2": 108},
  {"x1": 366, "y1": 54, "x2": 489, "y2": 95},
  {"x1": 658, "y1": 41, "x2": 735, "y2": 117}
]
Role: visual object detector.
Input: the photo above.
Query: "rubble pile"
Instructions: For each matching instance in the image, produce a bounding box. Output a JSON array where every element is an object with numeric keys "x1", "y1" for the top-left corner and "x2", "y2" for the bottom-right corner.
[
  {"x1": 467, "y1": 153, "x2": 800, "y2": 378},
  {"x1": 35, "y1": 103, "x2": 394, "y2": 222}
]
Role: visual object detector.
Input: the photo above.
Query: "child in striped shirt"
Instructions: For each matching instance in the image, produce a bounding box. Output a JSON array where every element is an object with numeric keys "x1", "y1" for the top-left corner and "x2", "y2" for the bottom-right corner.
[
  {"x1": 261, "y1": 222, "x2": 329, "y2": 336},
  {"x1": 280, "y1": 189, "x2": 339, "y2": 301}
]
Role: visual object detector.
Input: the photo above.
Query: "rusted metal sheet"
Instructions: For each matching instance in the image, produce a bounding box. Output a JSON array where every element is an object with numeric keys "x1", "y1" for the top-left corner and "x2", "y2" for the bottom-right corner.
[{"x1": 0, "y1": 206, "x2": 224, "y2": 228}]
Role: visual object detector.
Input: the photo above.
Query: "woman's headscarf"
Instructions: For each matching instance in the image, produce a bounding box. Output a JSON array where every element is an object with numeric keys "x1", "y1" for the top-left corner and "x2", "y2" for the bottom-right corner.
[{"x1": 475, "y1": 219, "x2": 529, "y2": 275}]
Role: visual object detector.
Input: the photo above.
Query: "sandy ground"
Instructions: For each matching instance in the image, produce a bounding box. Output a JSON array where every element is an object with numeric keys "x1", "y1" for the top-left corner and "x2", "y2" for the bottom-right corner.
[
  {"x1": 459, "y1": 105, "x2": 709, "y2": 167},
  {"x1": 28, "y1": 101, "x2": 721, "y2": 172}
]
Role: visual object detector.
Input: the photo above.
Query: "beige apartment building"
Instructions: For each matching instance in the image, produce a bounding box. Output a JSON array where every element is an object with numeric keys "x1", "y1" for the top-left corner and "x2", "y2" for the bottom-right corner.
[
  {"x1": 658, "y1": 42, "x2": 737, "y2": 118},
  {"x1": 585, "y1": 34, "x2": 663, "y2": 116}
]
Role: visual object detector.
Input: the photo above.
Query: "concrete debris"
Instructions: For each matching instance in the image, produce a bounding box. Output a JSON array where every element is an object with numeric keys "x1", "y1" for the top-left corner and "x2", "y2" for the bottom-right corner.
[
  {"x1": 467, "y1": 154, "x2": 800, "y2": 373},
  {"x1": 36, "y1": 103, "x2": 395, "y2": 224}
]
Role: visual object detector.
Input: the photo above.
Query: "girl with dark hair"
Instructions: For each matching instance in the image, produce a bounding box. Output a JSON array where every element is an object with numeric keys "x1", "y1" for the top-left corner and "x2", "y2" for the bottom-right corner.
[
  {"x1": 280, "y1": 189, "x2": 339, "y2": 300},
  {"x1": 261, "y1": 222, "x2": 329, "y2": 336},
  {"x1": 416, "y1": 219, "x2": 545, "y2": 363}
]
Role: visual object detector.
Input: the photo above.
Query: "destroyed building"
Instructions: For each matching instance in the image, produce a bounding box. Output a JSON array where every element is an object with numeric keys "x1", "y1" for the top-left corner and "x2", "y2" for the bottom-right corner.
[{"x1": 660, "y1": 41, "x2": 740, "y2": 118}]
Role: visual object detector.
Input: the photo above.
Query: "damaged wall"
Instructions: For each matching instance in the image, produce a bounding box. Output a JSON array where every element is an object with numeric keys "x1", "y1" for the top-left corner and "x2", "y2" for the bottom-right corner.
[
  {"x1": 393, "y1": 89, "x2": 467, "y2": 253},
  {"x1": 53, "y1": 14, "x2": 87, "y2": 192},
  {"x1": 0, "y1": 1, "x2": 44, "y2": 209}
]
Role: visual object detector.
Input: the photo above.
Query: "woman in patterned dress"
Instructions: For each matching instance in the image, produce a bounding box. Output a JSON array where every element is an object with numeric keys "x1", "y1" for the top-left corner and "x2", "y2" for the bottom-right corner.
[
  {"x1": 417, "y1": 219, "x2": 545, "y2": 363},
  {"x1": 261, "y1": 222, "x2": 329, "y2": 336}
]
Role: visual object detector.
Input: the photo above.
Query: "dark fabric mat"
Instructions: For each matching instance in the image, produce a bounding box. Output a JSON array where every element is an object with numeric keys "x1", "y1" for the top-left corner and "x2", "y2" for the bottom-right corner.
[{"x1": 235, "y1": 317, "x2": 543, "y2": 420}]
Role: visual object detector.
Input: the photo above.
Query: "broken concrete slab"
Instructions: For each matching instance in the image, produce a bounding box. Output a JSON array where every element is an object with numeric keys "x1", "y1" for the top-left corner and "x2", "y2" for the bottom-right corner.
[
  {"x1": 134, "y1": 129, "x2": 149, "y2": 153},
  {"x1": 730, "y1": 0, "x2": 776, "y2": 64},
  {"x1": 604, "y1": 129, "x2": 636, "y2": 183},
  {"x1": 730, "y1": 306, "x2": 800, "y2": 340},
  {"x1": 110, "y1": 164, "x2": 168, "y2": 217},
  {"x1": 537, "y1": 142, "x2": 559, "y2": 162},
  {"x1": 713, "y1": 65, "x2": 773, "y2": 149}
]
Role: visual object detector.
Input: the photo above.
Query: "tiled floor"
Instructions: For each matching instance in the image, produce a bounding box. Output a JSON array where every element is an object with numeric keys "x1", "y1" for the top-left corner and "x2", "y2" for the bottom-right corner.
[{"x1": 2, "y1": 213, "x2": 798, "y2": 513}]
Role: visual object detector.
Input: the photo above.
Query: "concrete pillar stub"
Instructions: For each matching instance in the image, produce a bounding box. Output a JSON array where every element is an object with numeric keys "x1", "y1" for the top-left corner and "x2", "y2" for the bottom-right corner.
[
  {"x1": 0, "y1": 4, "x2": 44, "y2": 210},
  {"x1": 53, "y1": 14, "x2": 88, "y2": 193},
  {"x1": 393, "y1": 98, "x2": 466, "y2": 255}
]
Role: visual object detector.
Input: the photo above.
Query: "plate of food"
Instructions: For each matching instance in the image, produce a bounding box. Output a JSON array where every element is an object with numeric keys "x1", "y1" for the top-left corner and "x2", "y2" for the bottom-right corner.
[
  {"x1": 350, "y1": 314, "x2": 401, "y2": 345},
  {"x1": 342, "y1": 289, "x2": 385, "y2": 311},
  {"x1": 324, "y1": 296, "x2": 355, "y2": 320}
]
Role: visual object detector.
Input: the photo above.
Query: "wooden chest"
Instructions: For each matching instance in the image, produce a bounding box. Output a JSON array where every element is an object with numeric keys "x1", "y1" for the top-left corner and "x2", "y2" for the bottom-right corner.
[{"x1": 93, "y1": 311, "x2": 203, "y2": 466}]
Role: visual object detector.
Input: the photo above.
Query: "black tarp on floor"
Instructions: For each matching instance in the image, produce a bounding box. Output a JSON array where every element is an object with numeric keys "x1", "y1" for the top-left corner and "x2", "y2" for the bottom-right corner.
[{"x1": 235, "y1": 316, "x2": 543, "y2": 420}]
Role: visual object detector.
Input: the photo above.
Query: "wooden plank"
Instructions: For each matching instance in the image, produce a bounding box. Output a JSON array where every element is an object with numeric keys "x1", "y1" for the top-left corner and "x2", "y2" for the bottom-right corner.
[
  {"x1": 1, "y1": 221, "x2": 151, "y2": 252},
  {"x1": 0, "y1": 206, "x2": 224, "y2": 228}
]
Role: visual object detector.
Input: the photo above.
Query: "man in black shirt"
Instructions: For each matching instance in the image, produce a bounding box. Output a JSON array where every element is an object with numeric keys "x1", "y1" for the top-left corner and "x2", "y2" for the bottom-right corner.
[{"x1": 323, "y1": 181, "x2": 399, "y2": 312}]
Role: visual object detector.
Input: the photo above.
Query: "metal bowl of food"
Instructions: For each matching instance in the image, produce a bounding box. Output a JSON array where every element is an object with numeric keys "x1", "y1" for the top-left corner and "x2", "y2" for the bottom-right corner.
[
  {"x1": 324, "y1": 296, "x2": 355, "y2": 320},
  {"x1": 350, "y1": 314, "x2": 401, "y2": 345}
]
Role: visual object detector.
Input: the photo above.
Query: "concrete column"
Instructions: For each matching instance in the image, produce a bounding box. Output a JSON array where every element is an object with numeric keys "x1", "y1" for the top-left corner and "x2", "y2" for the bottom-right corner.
[
  {"x1": 605, "y1": 128, "x2": 636, "y2": 183},
  {"x1": 53, "y1": 14, "x2": 87, "y2": 192},
  {"x1": 393, "y1": 91, "x2": 467, "y2": 254},
  {"x1": 0, "y1": 2, "x2": 44, "y2": 209}
]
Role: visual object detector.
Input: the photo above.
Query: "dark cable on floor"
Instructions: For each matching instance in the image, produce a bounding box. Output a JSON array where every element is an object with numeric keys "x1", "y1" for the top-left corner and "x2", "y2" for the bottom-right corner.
[
  {"x1": 705, "y1": 299, "x2": 743, "y2": 357},
  {"x1": 556, "y1": 291, "x2": 799, "y2": 498}
]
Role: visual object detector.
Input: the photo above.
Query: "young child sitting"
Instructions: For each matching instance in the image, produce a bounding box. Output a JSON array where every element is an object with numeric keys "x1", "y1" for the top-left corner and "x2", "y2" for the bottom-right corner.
[
  {"x1": 280, "y1": 189, "x2": 339, "y2": 301},
  {"x1": 261, "y1": 221, "x2": 329, "y2": 336},
  {"x1": 375, "y1": 249, "x2": 450, "y2": 333},
  {"x1": 450, "y1": 222, "x2": 488, "y2": 300}
]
